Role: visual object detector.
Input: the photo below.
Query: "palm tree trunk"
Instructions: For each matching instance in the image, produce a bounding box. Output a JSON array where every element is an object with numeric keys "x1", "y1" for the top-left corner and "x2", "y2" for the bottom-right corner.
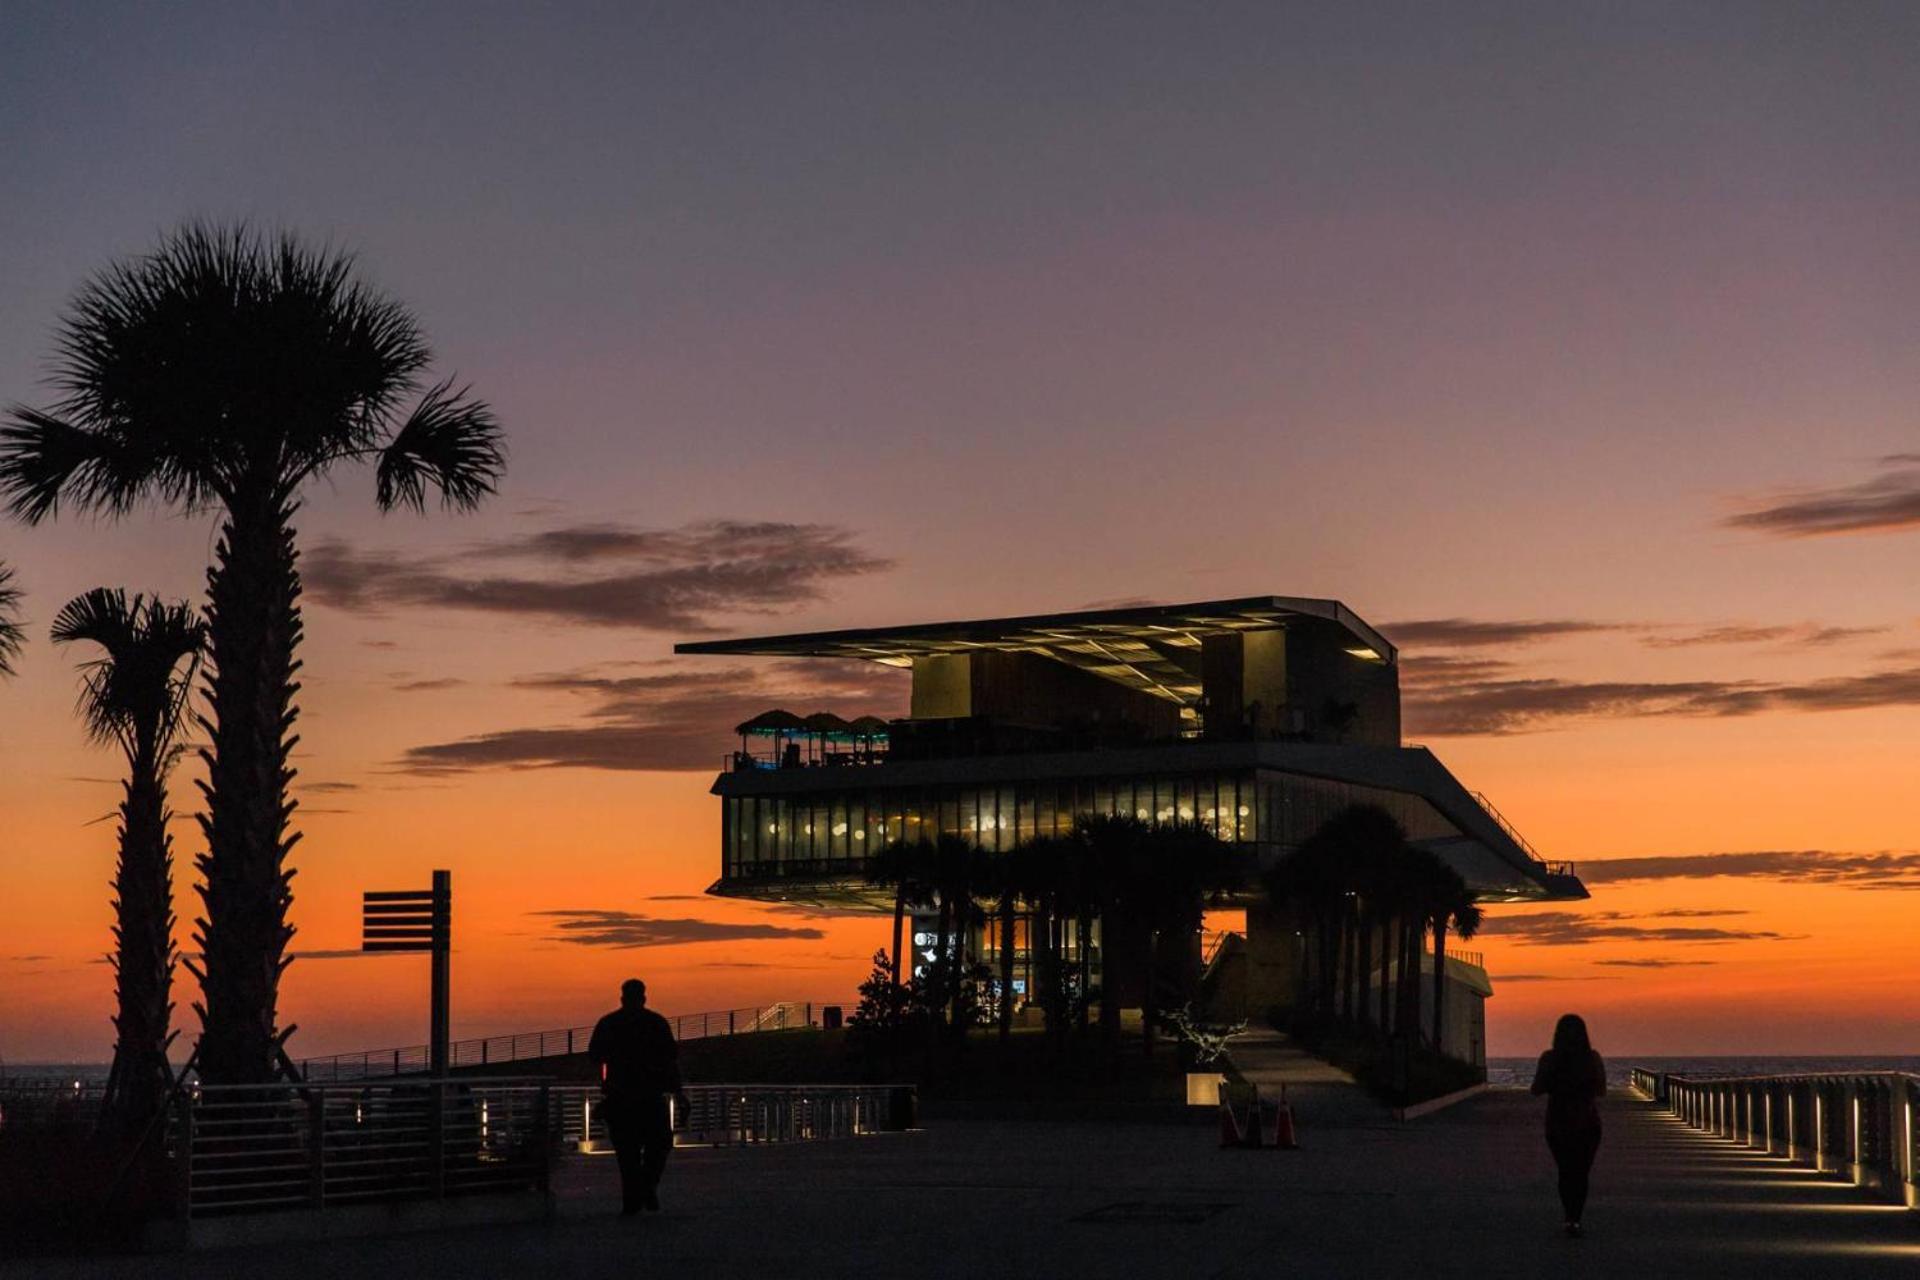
[
  {"x1": 891, "y1": 888, "x2": 906, "y2": 990},
  {"x1": 103, "y1": 751, "x2": 177, "y2": 1131},
  {"x1": 1432, "y1": 918, "x2": 1449, "y2": 1056},
  {"x1": 1356, "y1": 912, "x2": 1373, "y2": 1031},
  {"x1": 933, "y1": 891, "x2": 952, "y2": 1031},
  {"x1": 1142, "y1": 928, "x2": 1159, "y2": 1057},
  {"x1": 997, "y1": 894, "x2": 1015, "y2": 1042},
  {"x1": 1077, "y1": 910, "x2": 1092, "y2": 1034},
  {"x1": 193, "y1": 495, "x2": 302, "y2": 1086}
]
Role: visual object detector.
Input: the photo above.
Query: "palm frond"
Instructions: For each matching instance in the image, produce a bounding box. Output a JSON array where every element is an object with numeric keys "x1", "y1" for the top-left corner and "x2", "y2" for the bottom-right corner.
[
  {"x1": 376, "y1": 378, "x2": 505, "y2": 512},
  {"x1": 0, "y1": 561, "x2": 24, "y2": 676},
  {"x1": 0, "y1": 407, "x2": 162, "y2": 523},
  {"x1": 51, "y1": 588, "x2": 205, "y2": 753}
]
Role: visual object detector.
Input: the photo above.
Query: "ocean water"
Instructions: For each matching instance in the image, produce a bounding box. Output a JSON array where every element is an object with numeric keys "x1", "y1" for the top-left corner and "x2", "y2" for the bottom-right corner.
[{"x1": 1489, "y1": 1056, "x2": 1920, "y2": 1089}]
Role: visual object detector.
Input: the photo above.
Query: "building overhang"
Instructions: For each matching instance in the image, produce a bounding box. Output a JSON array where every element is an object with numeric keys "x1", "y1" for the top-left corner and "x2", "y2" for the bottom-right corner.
[{"x1": 675, "y1": 595, "x2": 1395, "y2": 709}]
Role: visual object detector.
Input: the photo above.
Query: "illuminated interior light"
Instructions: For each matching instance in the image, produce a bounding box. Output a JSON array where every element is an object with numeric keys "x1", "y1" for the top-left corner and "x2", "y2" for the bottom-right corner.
[
  {"x1": 1238, "y1": 805, "x2": 1250, "y2": 817},
  {"x1": 1345, "y1": 646, "x2": 1384, "y2": 661}
]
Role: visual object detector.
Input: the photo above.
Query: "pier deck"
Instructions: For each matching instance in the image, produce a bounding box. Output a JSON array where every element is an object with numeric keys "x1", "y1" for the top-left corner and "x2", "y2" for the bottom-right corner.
[{"x1": 18, "y1": 1089, "x2": 1918, "y2": 1278}]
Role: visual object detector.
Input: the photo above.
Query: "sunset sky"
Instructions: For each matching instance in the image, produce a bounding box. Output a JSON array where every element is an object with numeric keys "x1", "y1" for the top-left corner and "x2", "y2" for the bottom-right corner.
[{"x1": 5, "y1": 3, "x2": 1920, "y2": 1063}]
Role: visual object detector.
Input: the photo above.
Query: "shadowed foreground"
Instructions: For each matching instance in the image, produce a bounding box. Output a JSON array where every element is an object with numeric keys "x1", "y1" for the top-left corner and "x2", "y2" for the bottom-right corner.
[{"x1": 16, "y1": 1090, "x2": 1919, "y2": 1278}]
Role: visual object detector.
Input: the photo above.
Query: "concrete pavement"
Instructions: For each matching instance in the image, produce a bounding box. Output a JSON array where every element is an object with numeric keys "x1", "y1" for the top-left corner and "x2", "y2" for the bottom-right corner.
[{"x1": 15, "y1": 1089, "x2": 1919, "y2": 1278}]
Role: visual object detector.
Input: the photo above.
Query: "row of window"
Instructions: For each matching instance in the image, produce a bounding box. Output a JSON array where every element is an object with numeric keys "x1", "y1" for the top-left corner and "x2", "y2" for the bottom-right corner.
[{"x1": 720, "y1": 769, "x2": 1458, "y2": 876}]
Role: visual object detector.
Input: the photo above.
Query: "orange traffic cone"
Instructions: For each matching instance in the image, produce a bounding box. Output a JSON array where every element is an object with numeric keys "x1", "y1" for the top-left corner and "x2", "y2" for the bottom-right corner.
[
  {"x1": 1219, "y1": 1081, "x2": 1249, "y2": 1147},
  {"x1": 1271, "y1": 1083, "x2": 1299, "y2": 1150}
]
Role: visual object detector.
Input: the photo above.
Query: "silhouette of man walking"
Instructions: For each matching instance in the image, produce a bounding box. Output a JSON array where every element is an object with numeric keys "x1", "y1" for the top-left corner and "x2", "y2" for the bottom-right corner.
[{"x1": 588, "y1": 978, "x2": 683, "y2": 1214}]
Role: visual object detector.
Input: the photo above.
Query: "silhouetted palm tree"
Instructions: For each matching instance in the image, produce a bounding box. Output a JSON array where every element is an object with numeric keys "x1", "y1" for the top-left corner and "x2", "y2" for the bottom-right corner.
[
  {"x1": 0, "y1": 561, "x2": 22, "y2": 676},
  {"x1": 1, "y1": 225, "x2": 503, "y2": 1083},
  {"x1": 866, "y1": 839, "x2": 939, "y2": 989},
  {"x1": 1137, "y1": 821, "x2": 1242, "y2": 1055},
  {"x1": 52, "y1": 589, "x2": 204, "y2": 1130},
  {"x1": 1427, "y1": 864, "x2": 1483, "y2": 1055}
]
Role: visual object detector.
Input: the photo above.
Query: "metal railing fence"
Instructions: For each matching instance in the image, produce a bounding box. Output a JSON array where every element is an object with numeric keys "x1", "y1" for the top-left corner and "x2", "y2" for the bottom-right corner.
[
  {"x1": 298, "y1": 1000, "x2": 832, "y2": 1083},
  {"x1": 1467, "y1": 790, "x2": 1575, "y2": 877},
  {"x1": 554, "y1": 1083, "x2": 911, "y2": 1149},
  {"x1": 174, "y1": 1079, "x2": 552, "y2": 1218},
  {"x1": 170, "y1": 1078, "x2": 914, "y2": 1219},
  {"x1": 0, "y1": 1076, "x2": 106, "y2": 1135},
  {"x1": 1635, "y1": 1067, "x2": 1920, "y2": 1208}
]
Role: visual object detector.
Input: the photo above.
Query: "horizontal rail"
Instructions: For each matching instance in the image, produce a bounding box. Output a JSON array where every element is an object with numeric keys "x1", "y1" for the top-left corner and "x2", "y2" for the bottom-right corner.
[
  {"x1": 173, "y1": 1078, "x2": 915, "y2": 1219},
  {"x1": 297, "y1": 1000, "x2": 839, "y2": 1083},
  {"x1": 1633, "y1": 1066, "x2": 1920, "y2": 1209}
]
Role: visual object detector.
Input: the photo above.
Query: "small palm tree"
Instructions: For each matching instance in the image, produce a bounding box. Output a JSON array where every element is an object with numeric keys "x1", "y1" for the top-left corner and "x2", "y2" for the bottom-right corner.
[
  {"x1": 866, "y1": 839, "x2": 938, "y2": 989},
  {"x1": 0, "y1": 560, "x2": 23, "y2": 675},
  {"x1": 2, "y1": 225, "x2": 503, "y2": 1084},
  {"x1": 52, "y1": 589, "x2": 204, "y2": 1131},
  {"x1": 1427, "y1": 865, "x2": 1483, "y2": 1056}
]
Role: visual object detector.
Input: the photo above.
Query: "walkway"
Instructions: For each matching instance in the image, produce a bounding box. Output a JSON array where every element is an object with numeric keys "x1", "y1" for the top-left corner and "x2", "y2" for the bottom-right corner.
[{"x1": 18, "y1": 1091, "x2": 1919, "y2": 1278}]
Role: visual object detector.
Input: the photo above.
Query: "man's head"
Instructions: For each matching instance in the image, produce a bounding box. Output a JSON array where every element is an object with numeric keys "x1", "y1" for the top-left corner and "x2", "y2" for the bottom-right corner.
[{"x1": 621, "y1": 978, "x2": 648, "y2": 1011}]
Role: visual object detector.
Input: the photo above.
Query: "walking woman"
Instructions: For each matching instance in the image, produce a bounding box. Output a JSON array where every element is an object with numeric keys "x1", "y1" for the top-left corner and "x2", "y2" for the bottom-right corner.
[{"x1": 1531, "y1": 1013, "x2": 1606, "y2": 1237}]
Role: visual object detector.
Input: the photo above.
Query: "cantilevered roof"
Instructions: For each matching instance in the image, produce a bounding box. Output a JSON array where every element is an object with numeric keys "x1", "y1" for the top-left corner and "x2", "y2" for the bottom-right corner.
[{"x1": 676, "y1": 596, "x2": 1394, "y2": 709}]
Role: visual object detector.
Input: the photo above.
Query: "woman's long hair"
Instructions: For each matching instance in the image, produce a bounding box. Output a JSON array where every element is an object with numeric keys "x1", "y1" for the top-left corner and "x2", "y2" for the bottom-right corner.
[{"x1": 1552, "y1": 1013, "x2": 1593, "y2": 1057}]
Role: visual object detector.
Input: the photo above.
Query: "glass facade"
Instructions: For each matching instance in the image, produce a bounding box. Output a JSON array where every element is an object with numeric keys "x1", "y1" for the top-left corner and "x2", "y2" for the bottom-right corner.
[{"x1": 720, "y1": 767, "x2": 1458, "y2": 883}]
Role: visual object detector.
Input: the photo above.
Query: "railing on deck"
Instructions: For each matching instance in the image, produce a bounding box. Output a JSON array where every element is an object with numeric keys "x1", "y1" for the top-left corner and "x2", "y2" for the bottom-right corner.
[
  {"x1": 175, "y1": 1079, "x2": 551, "y2": 1218},
  {"x1": 555, "y1": 1083, "x2": 911, "y2": 1149},
  {"x1": 1633, "y1": 1066, "x2": 1920, "y2": 1208},
  {"x1": 298, "y1": 1001, "x2": 832, "y2": 1083},
  {"x1": 1468, "y1": 790, "x2": 1576, "y2": 878},
  {"x1": 170, "y1": 1078, "x2": 915, "y2": 1220},
  {"x1": 0, "y1": 1076, "x2": 106, "y2": 1135}
]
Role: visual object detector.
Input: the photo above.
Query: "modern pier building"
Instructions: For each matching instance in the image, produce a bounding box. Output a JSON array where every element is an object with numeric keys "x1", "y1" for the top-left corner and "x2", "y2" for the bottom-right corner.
[{"x1": 679, "y1": 597, "x2": 1587, "y2": 1058}]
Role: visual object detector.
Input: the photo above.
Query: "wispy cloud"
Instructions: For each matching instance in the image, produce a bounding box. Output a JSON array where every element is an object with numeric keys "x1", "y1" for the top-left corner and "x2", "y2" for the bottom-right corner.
[
  {"x1": 307, "y1": 519, "x2": 891, "y2": 632},
  {"x1": 398, "y1": 659, "x2": 906, "y2": 774},
  {"x1": 1723, "y1": 461, "x2": 1920, "y2": 538},
  {"x1": 1577, "y1": 850, "x2": 1920, "y2": 890},
  {"x1": 531, "y1": 909, "x2": 826, "y2": 948},
  {"x1": 1479, "y1": 909, "x2": 1798, "y2": 947},
  {"x1": 1592, "y1": 957, "x2": 1717, "y2": 969},
  {"x1": 1642, "y1": 623, "x2": 1886, "y2": 649},
  {"x1": 1491, "y1": 973, "x2": 1619, "y2": 983},
  {"x1": 392, "y1": 678, "x2": 466, "y2": 693},
  {"x1": 1383, "y1": 618, "x2": 1626, "y2": 648},
  {"x1": 1403, "y1": 663, "x2": 1920, "y2": 736}
]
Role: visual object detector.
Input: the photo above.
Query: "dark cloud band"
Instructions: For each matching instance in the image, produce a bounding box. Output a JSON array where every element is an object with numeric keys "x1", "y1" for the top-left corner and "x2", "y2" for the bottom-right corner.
[
  {"x1": 306, "y1": 519, "x2": 891, "y2": 632},
  {"x1": 531, "y1": 908, "x2": 826, "y2": 948}
]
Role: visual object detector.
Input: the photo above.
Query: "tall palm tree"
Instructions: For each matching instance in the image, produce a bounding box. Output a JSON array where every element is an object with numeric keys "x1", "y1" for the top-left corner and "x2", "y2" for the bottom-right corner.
[
  {"x1": 1, "y1": 225, "x2": 503, "y2": 1084},
  {"x1": 0, "y1": 560, "x2": 23, "y2": 676},
  {"x1": 52, "y1": 589, "x2": 204, "y2": 1130}
]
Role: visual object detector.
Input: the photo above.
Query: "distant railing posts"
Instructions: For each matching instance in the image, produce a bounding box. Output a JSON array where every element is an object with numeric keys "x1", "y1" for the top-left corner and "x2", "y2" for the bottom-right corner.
[
  {"x1": 1637, "y1": 1067, "x2": 1920, "y2": 1211},
  {"x1": 549, "y1": 1083, "x2": 914, "y2": 1151},
  {"x1": 299, "y1": 999, "x2": 839, "y2": 1084}
]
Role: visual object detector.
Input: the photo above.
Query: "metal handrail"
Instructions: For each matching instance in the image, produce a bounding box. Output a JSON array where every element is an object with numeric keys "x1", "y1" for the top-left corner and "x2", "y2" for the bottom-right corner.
[
  {"x1": 298, "y1": 1000, "x2": 835, "y2": 1084},
  {"x1": 1466, "y1": 790, "x2": 1576, "y2": 877},
  {"x1": 553, "y1": 1082, "x2": 914, "y2": 1149},
  {"x1": 1636, "y1": 1066, "x2": 1920, "y2": 1202},
  {"x1": 176, "y1": 1078, "x2": 554, "y2": 1218}
]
